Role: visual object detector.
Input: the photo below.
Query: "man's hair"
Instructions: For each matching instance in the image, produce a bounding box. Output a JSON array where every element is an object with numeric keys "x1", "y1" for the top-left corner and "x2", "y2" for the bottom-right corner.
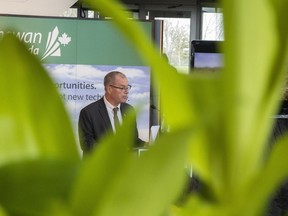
[{"x1": 104, "y1": 71, "x2": 126, "y2": 87}]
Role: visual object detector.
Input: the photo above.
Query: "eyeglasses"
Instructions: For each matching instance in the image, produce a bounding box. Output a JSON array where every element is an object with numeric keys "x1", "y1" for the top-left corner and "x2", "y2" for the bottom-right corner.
[{"x1": 110, "y1": 84, "x2": 132, "y2": 91}]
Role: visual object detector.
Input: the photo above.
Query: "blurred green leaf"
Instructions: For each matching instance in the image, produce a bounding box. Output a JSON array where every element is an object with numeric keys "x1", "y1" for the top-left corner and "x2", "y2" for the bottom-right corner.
[
  {"x1": 92, "y1": 131, "x2": 188, "y2": 216},
  {"x1": 184, "y1": 74, "x2": 229, "y2": 195},
  {"x1": 71, "y1": 112, "x2": 190, "y2": 216},
  {"x1": 177, "y1": 195, "x2": 228, "y2": 216},
  {"x1": 0, "y1": 35, "x2": 80, "y2": 166},
  {"x1": 70, "y1": 111, "x2": 138, "y2": 216},
  {"x1": 221, "y1": 0, "x2": 283, "y2": 191},
  {"x1": 0, "y1": 159, "x2": 79, "y2": 216},
  {"x1": 0, "y1": 206, "x2": 8, "y2": 216}
]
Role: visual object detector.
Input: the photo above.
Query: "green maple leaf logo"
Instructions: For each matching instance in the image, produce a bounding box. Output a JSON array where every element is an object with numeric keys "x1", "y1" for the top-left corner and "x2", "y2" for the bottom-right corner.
[{"x1": 58, "y1": 33, "x2": 71, "y2": 46}]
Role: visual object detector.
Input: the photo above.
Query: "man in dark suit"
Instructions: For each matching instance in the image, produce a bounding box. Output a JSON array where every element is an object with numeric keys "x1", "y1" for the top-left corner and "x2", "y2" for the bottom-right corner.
[{"x1": 78, "y1": 71, "x2": 144, "y2": 155}]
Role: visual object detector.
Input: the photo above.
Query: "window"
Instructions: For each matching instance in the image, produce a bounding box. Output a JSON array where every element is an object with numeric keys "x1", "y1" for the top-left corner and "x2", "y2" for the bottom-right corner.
[
  {"x1": 201, "y1": 7, "x2": 224, "y2": 41},
  {"x1": 60, "y1": 7, "x2": 97, "y2": 18},
  {"x1": 156, "y1": 17, "x2": 191, "y2": 73},
  {"x1": 61, "y1": 8, "x2": 78, "y2": 17}
]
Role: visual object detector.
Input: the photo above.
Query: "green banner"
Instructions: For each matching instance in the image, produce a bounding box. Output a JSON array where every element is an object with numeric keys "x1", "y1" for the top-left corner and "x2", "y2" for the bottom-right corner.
[{"x1": 0, "y1": 15, "x2": 152, "y2": 65}]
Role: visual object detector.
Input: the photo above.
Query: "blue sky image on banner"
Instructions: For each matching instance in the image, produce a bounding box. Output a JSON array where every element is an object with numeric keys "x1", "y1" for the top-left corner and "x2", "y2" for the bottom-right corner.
[{"x1": 45, "y1": 64, "x2": 151, "y2": 143}]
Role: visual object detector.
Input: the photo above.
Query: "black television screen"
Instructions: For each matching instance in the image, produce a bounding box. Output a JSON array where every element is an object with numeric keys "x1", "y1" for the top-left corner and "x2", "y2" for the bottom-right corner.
[{"x1": 191, "y1": 40, "x2": 223, "y2": 70}]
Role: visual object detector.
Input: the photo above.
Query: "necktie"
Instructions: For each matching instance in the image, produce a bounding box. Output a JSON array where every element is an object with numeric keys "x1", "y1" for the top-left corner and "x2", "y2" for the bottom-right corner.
[{"x1": 113, "y1": 107, "x2": 120, "y2": 130}]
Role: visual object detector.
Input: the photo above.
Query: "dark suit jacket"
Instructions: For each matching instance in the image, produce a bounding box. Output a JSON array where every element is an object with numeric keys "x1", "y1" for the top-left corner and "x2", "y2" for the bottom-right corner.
[{"x1": 78, "y1": 97, "x2": 142, "y2": 154}]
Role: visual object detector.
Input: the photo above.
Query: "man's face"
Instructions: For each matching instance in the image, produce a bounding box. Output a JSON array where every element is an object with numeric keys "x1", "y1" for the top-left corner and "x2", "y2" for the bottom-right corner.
[{"x1": 108, "y1": 74, "x2": 130, "y2": 106}]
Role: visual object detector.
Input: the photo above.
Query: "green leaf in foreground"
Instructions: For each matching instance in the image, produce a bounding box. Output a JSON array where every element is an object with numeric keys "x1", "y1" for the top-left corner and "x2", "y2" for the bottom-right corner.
[
  {"x1": 0, "y1": 159, "x2": 79, "y2": 216},
  {"x1": 0, "y1": 34, "x2": 80, "y2": 166},
  {"x1": 71, "y1": 112, "x2": 190, "y2": 216}
]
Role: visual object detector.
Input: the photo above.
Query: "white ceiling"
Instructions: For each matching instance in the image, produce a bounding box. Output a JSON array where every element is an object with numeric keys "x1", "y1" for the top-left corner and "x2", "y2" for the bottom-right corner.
[{"x1": 0, "y1": 0, "x2": 77, "y2": 16}]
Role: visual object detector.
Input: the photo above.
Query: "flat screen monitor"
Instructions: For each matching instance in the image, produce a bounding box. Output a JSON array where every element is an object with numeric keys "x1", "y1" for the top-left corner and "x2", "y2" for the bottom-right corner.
[{"x1": 190, "y1": 40, "x2": 223, "y2": 70}]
